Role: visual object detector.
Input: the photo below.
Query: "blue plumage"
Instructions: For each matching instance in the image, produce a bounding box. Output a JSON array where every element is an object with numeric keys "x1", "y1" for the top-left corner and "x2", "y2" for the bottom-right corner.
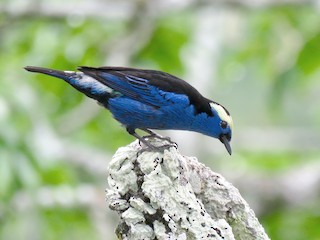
[{"x1": 25, "y1": 66, "x2": 233, "y2": 154}]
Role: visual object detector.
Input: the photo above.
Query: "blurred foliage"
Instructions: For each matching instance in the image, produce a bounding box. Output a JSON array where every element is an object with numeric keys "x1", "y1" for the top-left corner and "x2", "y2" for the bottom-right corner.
[
  {"x1": 263, "y1": 206, "x2": 320, "y2": 239},
  {"x1": 239, "y1": 151, "x2": 311, "y2": 172},
  {"x1": 0, "y1": 1, "x2": 320, "y2": 240},
  {"x1": 134, "y1": 14, "x2": 192, "y2": 74},
  {"x1": 218, "y1": 6, "x2": 320, "y2": 116}
]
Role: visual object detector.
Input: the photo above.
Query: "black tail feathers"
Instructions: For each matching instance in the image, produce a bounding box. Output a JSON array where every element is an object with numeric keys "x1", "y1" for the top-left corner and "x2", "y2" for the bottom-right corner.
[
  {"x1": 25, "y1": 66, "x2": 112, "y2": 107},
  {"x1": 24, "y1": 66, "x2": 76, "y2": 80}
]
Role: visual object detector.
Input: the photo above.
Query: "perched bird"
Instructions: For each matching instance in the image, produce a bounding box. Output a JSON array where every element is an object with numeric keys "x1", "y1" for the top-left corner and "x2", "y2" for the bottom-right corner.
[{"x1": 25, "y1": 66, "x2": 233, "y2": 154}]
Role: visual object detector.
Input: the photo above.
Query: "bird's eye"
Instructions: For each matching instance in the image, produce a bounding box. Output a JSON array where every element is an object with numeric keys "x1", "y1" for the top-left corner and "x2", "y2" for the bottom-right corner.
[{"x1": 220, "y1": 120, "x2": 228, "y2": 129}]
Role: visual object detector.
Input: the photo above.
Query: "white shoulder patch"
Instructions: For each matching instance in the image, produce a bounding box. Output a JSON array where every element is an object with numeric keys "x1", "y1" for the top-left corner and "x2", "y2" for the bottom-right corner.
[
  {"x1": 209, "y1": 102, "x2": 233, "y2": 130},
  {"x1": 64, "y1": 70, "x2": 75, "y2": 74},
  {"x1": 73, "y1": 72, "x2": 114, "y2": 94}
]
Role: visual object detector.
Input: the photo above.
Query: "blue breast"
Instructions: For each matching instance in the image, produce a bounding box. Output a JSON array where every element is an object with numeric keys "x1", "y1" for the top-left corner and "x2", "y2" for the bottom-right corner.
[
  {"x1": 108, "y1": 93, "x2": 222, "y2": 138},
  {"x1": 107, "y1": 92, "x2": 189, "y2": 129}
]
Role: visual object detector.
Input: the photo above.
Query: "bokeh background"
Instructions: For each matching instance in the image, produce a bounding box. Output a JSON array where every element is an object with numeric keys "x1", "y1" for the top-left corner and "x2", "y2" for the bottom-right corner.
[{"x1": 1, "y1": 0, "x2": 320, "y2": 239}]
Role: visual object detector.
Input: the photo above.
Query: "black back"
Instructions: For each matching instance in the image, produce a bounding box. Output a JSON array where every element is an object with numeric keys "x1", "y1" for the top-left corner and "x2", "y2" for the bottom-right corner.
[{"x1": 79, "y1": 66, "x2": 214, "y2": 116}]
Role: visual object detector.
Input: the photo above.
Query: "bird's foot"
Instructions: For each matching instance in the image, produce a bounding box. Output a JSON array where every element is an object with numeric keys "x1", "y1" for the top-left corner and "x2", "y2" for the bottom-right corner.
[
  {"x1": 127, "y1": 128, "x2": 178, "y2": 155},
  {"x1": 143, "y1": 131, "x2": 170, "y2": 140},
  {"x1": 142, "y1": 134, "x2": 175, "y2": 145},
  {"x1": 136, "y1": 139, "x2": 178, "y2": 156},
  {"x1": 141, "y1": 129, "x2": 176, "y2": 146}
]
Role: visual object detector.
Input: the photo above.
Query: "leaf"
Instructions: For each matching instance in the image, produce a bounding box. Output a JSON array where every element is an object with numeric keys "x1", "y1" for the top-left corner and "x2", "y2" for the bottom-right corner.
[{"x1": 296, "y1": 32, "x2": 320, "y2": 75}]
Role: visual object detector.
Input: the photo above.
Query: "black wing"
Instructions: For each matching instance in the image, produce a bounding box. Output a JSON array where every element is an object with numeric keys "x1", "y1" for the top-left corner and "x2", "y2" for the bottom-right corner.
[{"x1": 78, "y1": 66, "x2": 212, "y2": 115}]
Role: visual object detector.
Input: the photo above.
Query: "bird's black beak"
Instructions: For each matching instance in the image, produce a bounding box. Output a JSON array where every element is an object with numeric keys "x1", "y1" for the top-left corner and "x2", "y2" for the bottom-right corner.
[{"x1": 220, "y1": 134, "x2": 232, "y2": 155}]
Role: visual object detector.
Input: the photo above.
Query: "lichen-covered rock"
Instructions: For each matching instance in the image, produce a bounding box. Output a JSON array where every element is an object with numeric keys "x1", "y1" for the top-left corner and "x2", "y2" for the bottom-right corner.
[{"x1": 106, "y1": 139, "x2": 270, "y2": 240}]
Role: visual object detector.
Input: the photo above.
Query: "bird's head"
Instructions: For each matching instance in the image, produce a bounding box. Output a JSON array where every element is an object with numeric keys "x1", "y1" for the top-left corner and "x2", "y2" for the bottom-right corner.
[{"x1": 209, "y1": 102, "x2": 233, "y2": 155}]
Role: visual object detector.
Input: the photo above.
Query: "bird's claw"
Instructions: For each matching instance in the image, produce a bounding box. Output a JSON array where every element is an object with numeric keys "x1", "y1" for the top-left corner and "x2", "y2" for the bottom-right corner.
[
  {"x1": 142, "y1": 134, "x2": 175, "y2": 145},
  {"x1": 136, "y1": 140, "x2": 178, "y2": 156},
  {"x1": 133, "y1": 129, "x2": 177, "y2": 156}
]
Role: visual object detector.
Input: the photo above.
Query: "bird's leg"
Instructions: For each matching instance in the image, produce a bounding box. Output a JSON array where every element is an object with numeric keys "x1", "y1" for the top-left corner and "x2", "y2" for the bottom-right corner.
[
  {"x1": 128, "y1": 129, "x2": 158, "y2": 150},
  {"x1": 126, "y1": 127, "x2": 177, "y2": 152},
  {"x1": 141, "y1": 129, "x2": 166, "y2": 139},
  {"x1": 140, "y1": 128, "x2": 176, "y2": 144}
]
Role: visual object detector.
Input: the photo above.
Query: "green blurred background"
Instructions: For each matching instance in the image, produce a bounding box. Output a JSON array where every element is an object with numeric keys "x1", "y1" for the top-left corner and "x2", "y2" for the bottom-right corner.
[{"x1": 1, "y1": 0, "x2": 320, "y2": 239}]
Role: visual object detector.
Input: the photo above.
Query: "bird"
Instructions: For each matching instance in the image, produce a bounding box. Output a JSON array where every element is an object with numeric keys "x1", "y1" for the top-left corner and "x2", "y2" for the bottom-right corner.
[{"x1": 25, "y1": 66, "x2": 233, "y2": 155}]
